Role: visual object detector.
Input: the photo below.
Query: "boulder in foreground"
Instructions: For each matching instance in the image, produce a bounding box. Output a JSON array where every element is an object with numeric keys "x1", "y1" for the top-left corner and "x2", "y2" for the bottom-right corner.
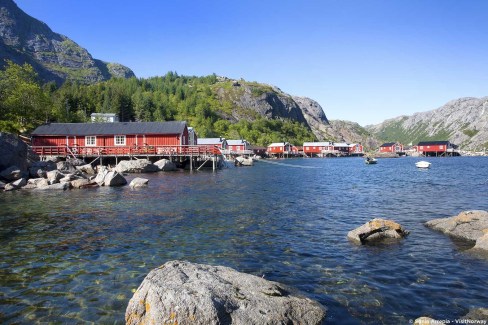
[
  {"x1": 425, "y1": 210, "x2": 488, "y2": 252},
  {"x1": 347, "y1": 218, "x2": 409, "y2": 244},
  {"x1": 126, "y1": 260, "x2": 326, "y2": 325}
]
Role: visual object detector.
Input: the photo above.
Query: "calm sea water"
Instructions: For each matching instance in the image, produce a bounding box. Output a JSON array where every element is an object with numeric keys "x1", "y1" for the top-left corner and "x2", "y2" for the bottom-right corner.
[{"x1": 0, "y1": 156, "x2": 487, "y2": 324}]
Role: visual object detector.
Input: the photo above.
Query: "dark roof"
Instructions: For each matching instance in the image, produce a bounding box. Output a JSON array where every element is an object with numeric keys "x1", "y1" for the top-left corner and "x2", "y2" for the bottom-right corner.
[
  {"x1": 417, "y1": 140, "x2": 450, "y2": 146},
  {"x1": 31, "y1": 121, "x2": 187, "y2": 136},
  {"x1": 380, "y1": 142, "x2": 397, "y2": 147}
]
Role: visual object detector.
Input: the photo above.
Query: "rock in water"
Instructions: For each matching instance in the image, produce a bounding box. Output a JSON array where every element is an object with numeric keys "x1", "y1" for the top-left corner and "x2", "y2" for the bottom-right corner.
[
  {"x1": 129, "y1": 177, "x2": 149, "y2": 188},
  {"x1": 103, "y1": 171, "x2": 127, "y2": 186},
  {"x1": 115, "y1": 159, "x2": 159, "y2": 173},
  {"x1": 154, "y1": 159, "x2": 177, "y2": 171},
  {"x1": 126, "y1": 260, "x2": 326, "y2": 325},
  {"x1": 347, "y1": 218, "x2": 409, "y2": 244},
  {"x1": 426, "y1": 210, "x2": 488, "y2": 253}
]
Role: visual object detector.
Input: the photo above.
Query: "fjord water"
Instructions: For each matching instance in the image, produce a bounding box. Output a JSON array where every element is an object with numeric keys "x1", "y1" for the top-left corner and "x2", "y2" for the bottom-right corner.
[{"x1": 1, "y1": 157, "x2": 487, "y2": 324}]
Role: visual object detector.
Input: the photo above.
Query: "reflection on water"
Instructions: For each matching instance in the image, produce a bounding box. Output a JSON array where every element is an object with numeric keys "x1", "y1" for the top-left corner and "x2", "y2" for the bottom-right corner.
[{"x1": 1, "y1": 157, "x2": 488, "y2": 324}]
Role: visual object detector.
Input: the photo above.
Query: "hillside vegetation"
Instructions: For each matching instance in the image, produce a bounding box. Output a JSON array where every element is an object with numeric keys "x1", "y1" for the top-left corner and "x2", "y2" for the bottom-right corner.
[{"x1": 0, "y1": 62, "x2": 316, "y2": 146}]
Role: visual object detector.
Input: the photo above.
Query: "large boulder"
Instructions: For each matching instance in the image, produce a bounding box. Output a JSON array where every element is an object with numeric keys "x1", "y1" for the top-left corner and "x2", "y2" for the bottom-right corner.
[
  {"x1": 36, "y1": 182, "x2": 70, "y2": 191},
  {"x1": 126, "y1": 260, "x2": 326, "y2": 325},
  {"x1": 0, "y1": 165, "x2": 27, "y2": 182},
  {"x1": 425, "y1": 210, "x2": 488, "y2": 243},
  {"x1": 154, "y1": 159, "x2": 177, "y2": 171},
  {"x1": 28, "y1": 160, "x2": 57, "y2": 178},
  {"x1": 56, "y1": 161, "x2": 77, "y2": 174},
  {"x1": 70, "y1": 178, "x2": 98, "y2": 189},
  {"x1": 115, "y1": 159, "x2": 159, "y2": 173},
  {"x1": 3, "y1": 178, "x2": 27, "y2": 191},
  {"x1": 46, "y1": 170, "x2": 64, "y2": 184},
  {"x1": 103, "y1": 171, "x2": 127, "y2": 186},
  {"x1": 76, "y1": 163, "x2": 96, "y2": 175},
  {"x1": 0, "y1": 133, "x2": 32, "y2": 172},
  {"x1": 347, "y1": 218, "x2": 409, "y2": 244},
  {"x1": 94, "y1": 169, "x2": 109, "y2": 185}
]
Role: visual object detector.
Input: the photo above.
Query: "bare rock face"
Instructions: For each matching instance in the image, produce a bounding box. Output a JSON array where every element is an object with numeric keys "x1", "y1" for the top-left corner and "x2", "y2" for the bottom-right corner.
[
  {"x1": 426, "y1": 210, "x2": 488, "y2": 252},
  {"x1": 126, "y1": 260, "x2": 326, "y2": 325},
  {"x1": 348, "y1": 218, "x2": 409, "y2": 244},
  {"x1": 0, "y1": 133, "x2": 31, "y2": 173}
]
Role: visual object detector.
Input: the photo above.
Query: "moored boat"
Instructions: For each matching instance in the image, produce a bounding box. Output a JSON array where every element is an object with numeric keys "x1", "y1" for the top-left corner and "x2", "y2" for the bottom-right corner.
[
  {"x1": 364, "y1": 157, "x2": 377, "y2": 164},
  {"x1": 415, "y1": 161, "x2": 431, "y2": 168}
]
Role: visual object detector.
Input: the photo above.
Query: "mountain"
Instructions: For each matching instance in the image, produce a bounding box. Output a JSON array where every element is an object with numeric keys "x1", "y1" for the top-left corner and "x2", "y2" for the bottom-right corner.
[
  {"x1": 367, "y1": 97, "x2": 488, "y2": 150},
  {"x1": 212, "y1": 78, "x2": 377, "y2": 145},
  {"x1": 0, "y1": 0, "x2": 135, "y2": 84}
]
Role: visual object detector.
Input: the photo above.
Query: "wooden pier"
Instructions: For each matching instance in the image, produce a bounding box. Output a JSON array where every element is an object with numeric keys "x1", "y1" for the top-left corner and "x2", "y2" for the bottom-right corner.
[{"x1": 31, "y1": 144, "x2": 226, "y2": 171}]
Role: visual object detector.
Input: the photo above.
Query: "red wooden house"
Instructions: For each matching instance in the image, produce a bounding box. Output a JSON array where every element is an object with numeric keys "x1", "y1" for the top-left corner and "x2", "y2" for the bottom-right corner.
[
  {"x1": 303, "y1": 142, "x2": 333, "y2": 157},
  {"x1": 267, "y1": 142, "x2": 292, "y2": 157},
  {"x1": 226, "y1": 139, "x2": 250, "y2": 153},
  {"x1": 31, "y1": 121, "x2": 191, "y2": 156},
  {"x1": 416, "y1": 141, "x2": 457, "y2": 156},
  {"x1": 348, "y1": 143, "x2": 364, "y2": 155},
  {"x1": 379, "y1": 142, "x2": 403, "y2": 153}
]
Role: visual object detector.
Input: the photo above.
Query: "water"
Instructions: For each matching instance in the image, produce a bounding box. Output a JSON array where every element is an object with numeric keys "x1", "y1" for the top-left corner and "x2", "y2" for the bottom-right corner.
[{"x1": 0, "y1": 156, "x2": 487, "y2": 324}]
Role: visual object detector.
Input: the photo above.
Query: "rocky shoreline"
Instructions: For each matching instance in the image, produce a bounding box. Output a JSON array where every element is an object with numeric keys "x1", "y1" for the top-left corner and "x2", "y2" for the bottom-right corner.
[{"x1": 0, "y1": 133, "x2": 177, "y2": 192}]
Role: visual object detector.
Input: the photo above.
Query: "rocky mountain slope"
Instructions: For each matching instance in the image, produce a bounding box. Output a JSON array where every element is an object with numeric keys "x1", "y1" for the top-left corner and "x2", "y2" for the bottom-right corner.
[
  {"x1": 0, "y1": 0, "x2": 135, "y2": 84},
  {"x1": 213, "y1": 78, "x2": 376, "y2": 145},
  {"x1": 367, "y1": 97, "x2": 488, "y2": 150}
]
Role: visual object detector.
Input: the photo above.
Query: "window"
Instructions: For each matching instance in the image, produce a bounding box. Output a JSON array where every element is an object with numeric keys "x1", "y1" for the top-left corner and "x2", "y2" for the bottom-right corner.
[
  {"x1": 85, "y1": 136, "x2": 96, "y2": 147},
  {"x1": 115, "y1": 135, "x2": 126, "y2": 146}
]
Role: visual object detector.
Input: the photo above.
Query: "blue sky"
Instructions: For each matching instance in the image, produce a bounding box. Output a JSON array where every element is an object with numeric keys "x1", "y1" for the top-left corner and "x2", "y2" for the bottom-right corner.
[{"x1": 14, "y1": 0, "x2": 488, "y2": 126}]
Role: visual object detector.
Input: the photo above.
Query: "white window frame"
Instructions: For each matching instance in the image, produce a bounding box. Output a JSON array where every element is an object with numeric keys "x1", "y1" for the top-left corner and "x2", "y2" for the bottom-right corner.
[
  {"x1": 114, "y1": 135, "x2": 126, "y2": 146},
  {"x1": 85, "y1": 136, "x2": 96, "y2": 147}
]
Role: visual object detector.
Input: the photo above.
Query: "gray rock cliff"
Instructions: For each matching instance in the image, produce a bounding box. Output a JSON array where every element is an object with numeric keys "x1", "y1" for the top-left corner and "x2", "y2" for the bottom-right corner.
[
  {"x1": 368, "y1": 97, "x2": 488, "y2": 150},
  {"x1": 0, "y1": 0, "x2": 135, "y2": 84}
]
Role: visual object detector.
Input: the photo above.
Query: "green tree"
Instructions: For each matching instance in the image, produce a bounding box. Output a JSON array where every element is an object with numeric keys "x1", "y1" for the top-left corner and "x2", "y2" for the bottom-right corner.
[{"x1": 0, "y1": 60, "x2": 51, "y2": 133}]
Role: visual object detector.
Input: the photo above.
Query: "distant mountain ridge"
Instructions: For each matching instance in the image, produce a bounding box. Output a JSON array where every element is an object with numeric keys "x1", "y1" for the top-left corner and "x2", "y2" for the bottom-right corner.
[
  {"x1": 0, "y1": 0, "x2": 135, "y2": 84},
  {"x1": 367, "y1": 97, "x2": 488, "y2": 150}
]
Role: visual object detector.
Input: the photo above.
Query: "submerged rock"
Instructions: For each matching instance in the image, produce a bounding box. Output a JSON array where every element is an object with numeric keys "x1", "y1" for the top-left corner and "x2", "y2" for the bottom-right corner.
[
  {"x1": 347, "y1": 218, "x2": 409, "y2": 244},
  {"x1": 126, "y1": 260, "x2": 326, "y2": 325},
  {"x1": 129, "y1": 177, "x2": 149, "y2": 188},
  {"x1": 425, "y1": 210, "x2": 488, "y2": 244}
]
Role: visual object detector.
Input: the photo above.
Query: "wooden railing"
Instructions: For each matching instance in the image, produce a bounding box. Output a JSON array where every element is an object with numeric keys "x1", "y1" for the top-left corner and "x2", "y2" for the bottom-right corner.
[{"x1": 31, "y1": 145, "x2": 222, "y2": 157}]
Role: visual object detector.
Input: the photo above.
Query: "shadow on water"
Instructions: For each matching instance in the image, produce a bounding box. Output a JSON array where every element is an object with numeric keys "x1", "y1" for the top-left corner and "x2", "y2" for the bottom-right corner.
[{"x1": 0, "y1": 156, "x2": 487, "y2": 324}]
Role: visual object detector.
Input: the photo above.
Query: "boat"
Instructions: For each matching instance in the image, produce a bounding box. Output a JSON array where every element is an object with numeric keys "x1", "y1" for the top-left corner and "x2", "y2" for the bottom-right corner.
[
  {"x1": 415, "y1": 161, "x2": 431, "y2": 169},
  {"x1": 364, "y1": 157, "x2": 377, "y2": 164}
]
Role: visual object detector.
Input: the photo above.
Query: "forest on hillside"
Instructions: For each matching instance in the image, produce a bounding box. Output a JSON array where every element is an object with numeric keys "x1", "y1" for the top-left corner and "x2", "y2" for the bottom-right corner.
[{"x1": 0, "y1": 61, "x2": 316, "y2": 146}]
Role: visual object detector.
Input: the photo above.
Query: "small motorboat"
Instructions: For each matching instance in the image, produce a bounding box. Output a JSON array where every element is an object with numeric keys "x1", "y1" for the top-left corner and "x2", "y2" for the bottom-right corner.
[
  {"x1": 364, "y1": 157, "x2": 377, "y2": 164},
  {"x1": 415, "y1": 161, "x2": 431, "y2": 169}
]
